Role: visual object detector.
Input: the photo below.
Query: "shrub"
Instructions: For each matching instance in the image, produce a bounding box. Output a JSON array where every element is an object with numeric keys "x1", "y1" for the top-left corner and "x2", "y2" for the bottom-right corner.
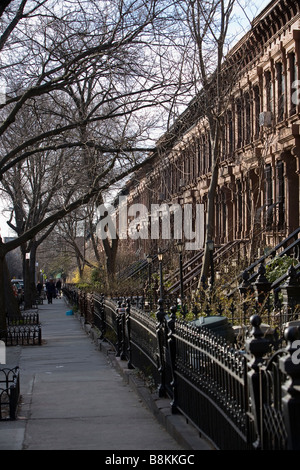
[{"x1": 265, "y1": 255, "x2": 297, "y2": 283}]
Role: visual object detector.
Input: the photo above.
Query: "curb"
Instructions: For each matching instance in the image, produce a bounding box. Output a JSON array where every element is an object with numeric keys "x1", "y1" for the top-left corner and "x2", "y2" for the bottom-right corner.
[{"x1": 77, "y1": 313, "x2": 215, "y2": 451}]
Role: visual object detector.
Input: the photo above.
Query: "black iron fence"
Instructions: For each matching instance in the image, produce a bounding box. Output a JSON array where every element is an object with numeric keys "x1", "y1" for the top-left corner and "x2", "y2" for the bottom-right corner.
[
  {"x1": 64, "y1": 284, "x2": 300, "y2": 450},
  {"x1": 0, "y1": 313, "x2": 42, "y2": 346},
  {"x1": 6, "y1": 313, "x2": 40, "y2": 326},
  {"x1": 0, "y1": 367, "x2": 20, "y2": 420},
  {"x1": 1, "y1": 325, "x2": 42, "y2": 346}
]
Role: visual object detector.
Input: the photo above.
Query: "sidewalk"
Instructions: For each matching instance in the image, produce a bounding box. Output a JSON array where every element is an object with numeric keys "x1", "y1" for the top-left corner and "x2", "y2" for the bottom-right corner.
[{"x1": 0, "y1": 296, "x2": 213, "y2": 451}]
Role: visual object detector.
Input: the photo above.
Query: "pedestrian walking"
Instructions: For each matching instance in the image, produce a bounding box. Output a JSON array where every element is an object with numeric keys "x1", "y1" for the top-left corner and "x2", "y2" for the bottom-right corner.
[
  {"x1": 46, "y1": 279, "x2": 56, "y2": 304},
  {"x1": 37, "y1": 281, "x2": 43, "y2": 297}
]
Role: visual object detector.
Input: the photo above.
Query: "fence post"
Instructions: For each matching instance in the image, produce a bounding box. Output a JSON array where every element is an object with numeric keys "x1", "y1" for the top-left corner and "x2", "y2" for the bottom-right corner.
[
  {"x1": 115, "y1": 301, "x2": 122, "y2": 358},
  {"x1": 239, "y1": 270, "x2": 254, "y2": 298},
  {"x1": 9, "y1": 383, "x2": 17, "y2": 420},
  {"x1": 167, "y1": 305, "x2": 178, "y2": 413},
  {"x1": 245, "y1": 314, "x2": 270, "y2": 449},
  {"x1": 125, "y1": 298, "x2": 134, "y2": 370},
  {"x1": 99, "y1": 294, "x2": 106, "y2": 340},
  {"x1": 279, "y1": 265, "x2": 300, "y2": 323},
  {"x1": 279, "y1": 325, "x2": 300, "y2": 450},
  {"x1": 156, "y1": 299, "x2": 167, "y2": 398},
  {"x1": 115, "y1": 300, "x2": 126, "y2": 360},
  {"x1": 121, "y1": 301, "x2": 127, "y2": 361},
  {"x1": 254, "y1": 262, "x2": 271, "y2": 306},
  {"x1": 38, "y1": 325, "x2": 42, "y2": 345}
]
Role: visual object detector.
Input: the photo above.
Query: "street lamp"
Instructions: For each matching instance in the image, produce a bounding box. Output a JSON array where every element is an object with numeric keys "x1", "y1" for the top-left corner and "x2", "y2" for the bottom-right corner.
[
  {"x1": 207, "y1": 240, "x2": 214, "y2": 288},
  {"x1": 146, "y1": 254, "x2": 152, "y2": 285},
  {"x1": 146, "y1": 254, "x2": 152, "y2": 305},
  {"x1": 158, "y1": 249, "x2": 163, "y2": 300},
  {"x1": 177, "y1": 241, "x2": 184, "y2": 307}
]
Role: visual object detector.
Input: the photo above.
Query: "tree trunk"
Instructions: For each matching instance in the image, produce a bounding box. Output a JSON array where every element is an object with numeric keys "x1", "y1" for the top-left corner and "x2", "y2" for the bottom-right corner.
[
  {"x1": 198, "y1": 130, "x2": 220, "y2": 289},
  {"x1": 199, "y1": 161, "x2": 219, "y2": 288},
  {"x1": 104, "y1": 237, "x2": 119, "y2": 290},
  {"x1": 4, "y1": 257, "x2": 21, "y2": 316},
  {"x1": 0, "y1": 255, "x2": 6, "y2": 332},
  {"x1": 24, "y1": 242, "x2": 39, "y2": 309},
  {"x1": 0, "y1": 251, "x2": 21, "y2": 333},
  {"x1": 24, "y1": 252, "x2": 32, "y2": 309}
]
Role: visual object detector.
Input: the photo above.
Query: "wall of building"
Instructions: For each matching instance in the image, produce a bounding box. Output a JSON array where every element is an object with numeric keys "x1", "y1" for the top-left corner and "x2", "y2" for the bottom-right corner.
[{"x1": 116, "y1": 0, "x2": 300, "y2": 264}]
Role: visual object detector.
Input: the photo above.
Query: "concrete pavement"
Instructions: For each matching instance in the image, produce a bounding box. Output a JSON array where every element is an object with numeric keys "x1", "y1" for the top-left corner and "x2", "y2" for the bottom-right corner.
[{"x1": 0, "y1": 296, "x2": 214, "y2": 452}]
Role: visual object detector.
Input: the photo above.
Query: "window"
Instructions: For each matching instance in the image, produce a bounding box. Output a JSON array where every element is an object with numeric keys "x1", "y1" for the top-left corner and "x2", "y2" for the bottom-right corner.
[
  {"x1": 208, "y1": 135, "x2": 212, "y2": 171},
  {"x1": 276, "y1": 62, "x2": 285, "y2": 121},
  {"x1": 265, "y1": 71, "x2": 273, "y2": 113},
  {"x1": 254, "y1": 86, "x2": 260, "y2": 138},
  {"x1": 289, "y1": 52, "x2": 297, "y2": 115},
  {"x1": 276, "y1": 160, "x2": 285, "y2": 229},
  {"x1": 220, "y1": 117, "x2": 225, "y2": 161},
  {"x1": 236, "y1": 98, "x2": 242, "y2": 148},
  {"x1": 203, "y1": 133, "x2": 210, "y2": 173},
  {"x1": 184, "y1": 147, "x2": 189, "y2": 184},
  {"x1": 265, "y1": 164, "x2": 273, "y2": 228},
  {"x1": 236, "y1": 180, "x2": 242, "y2": 236},
  {"x1": 244, "y1": 92, "x2": 251, "y2": 144},
  {"x1": 197, "y1": 136, "x2": 203, "y2": 176},
  {"x1": 228, "y1": 110, "x2": 234, "y2": 155}
]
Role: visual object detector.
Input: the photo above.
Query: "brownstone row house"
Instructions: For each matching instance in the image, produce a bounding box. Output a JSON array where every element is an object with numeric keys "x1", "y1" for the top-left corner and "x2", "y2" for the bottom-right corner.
[{"x1": 114, "y1": 0, "x2": 300, "y2": 286}]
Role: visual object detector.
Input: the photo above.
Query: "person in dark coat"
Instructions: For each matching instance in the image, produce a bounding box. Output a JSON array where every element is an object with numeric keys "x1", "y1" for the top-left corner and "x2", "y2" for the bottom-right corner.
[
  {"x1": 46, "y1": 279, "x2": 56, "y2": 304},
  {"x1": 37, "y1": 281, "x2": 43, "y2": 297}
]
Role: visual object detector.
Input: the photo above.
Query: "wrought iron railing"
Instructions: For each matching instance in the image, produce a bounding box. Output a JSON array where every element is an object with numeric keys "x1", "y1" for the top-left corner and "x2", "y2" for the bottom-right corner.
[
  {"x1": 0, "y1": 367, "x2": 20, "y2": 420},
  {"x1": 0, "y1": 324, "x2": 42, "y2": 346},
  {"x1": 64, "y1": 284, "x2": 300, "y2": 450},
  {"x1": 6, "y1": 313, "x2": 40, "y2": 326},
  {"x1": 1, "y1": 313, "x2": 42, "y2": 346}
]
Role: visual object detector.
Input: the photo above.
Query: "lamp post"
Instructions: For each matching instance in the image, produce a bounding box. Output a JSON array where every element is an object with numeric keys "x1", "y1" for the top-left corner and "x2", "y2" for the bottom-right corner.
[
  {"x1": 158, "y1": 249, "x2": 163, "y2": 300},
  {"x1": 146, "y1": 254, "x2": 152, "y2": 308},
  {"x1": 207, "y1": 240, "x2": 214, "y2": 289},
  {"x1": 146, "y1": 254, "x2": 152, "y2": 287},
  {"x1": 156, "y1": 250, "x2": 166, "y2": 398},
  {"x1": 177, "y1": 241, "x2": 184, "y2": 309}
]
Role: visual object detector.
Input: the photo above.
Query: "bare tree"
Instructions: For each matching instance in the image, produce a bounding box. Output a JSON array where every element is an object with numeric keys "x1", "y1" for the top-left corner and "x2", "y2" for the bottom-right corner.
[
  {"x1": 54, "y1": 208, "x2": 94, "y2": 280},
  {"x1": 174, "y1": 0, "x2": 258, "y2": 287},
  {"x1": 0, "y1": 0, "x2": 192, "y2": 328}
]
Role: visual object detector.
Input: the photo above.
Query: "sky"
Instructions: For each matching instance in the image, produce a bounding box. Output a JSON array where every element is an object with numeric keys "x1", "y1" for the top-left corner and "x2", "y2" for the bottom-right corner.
[
  {"x1": 0, "y1": 0, "x2": 273, "y2": 240},
  {"x1": 230, "y1": 0, "x2": 272, "y2": 43}
]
